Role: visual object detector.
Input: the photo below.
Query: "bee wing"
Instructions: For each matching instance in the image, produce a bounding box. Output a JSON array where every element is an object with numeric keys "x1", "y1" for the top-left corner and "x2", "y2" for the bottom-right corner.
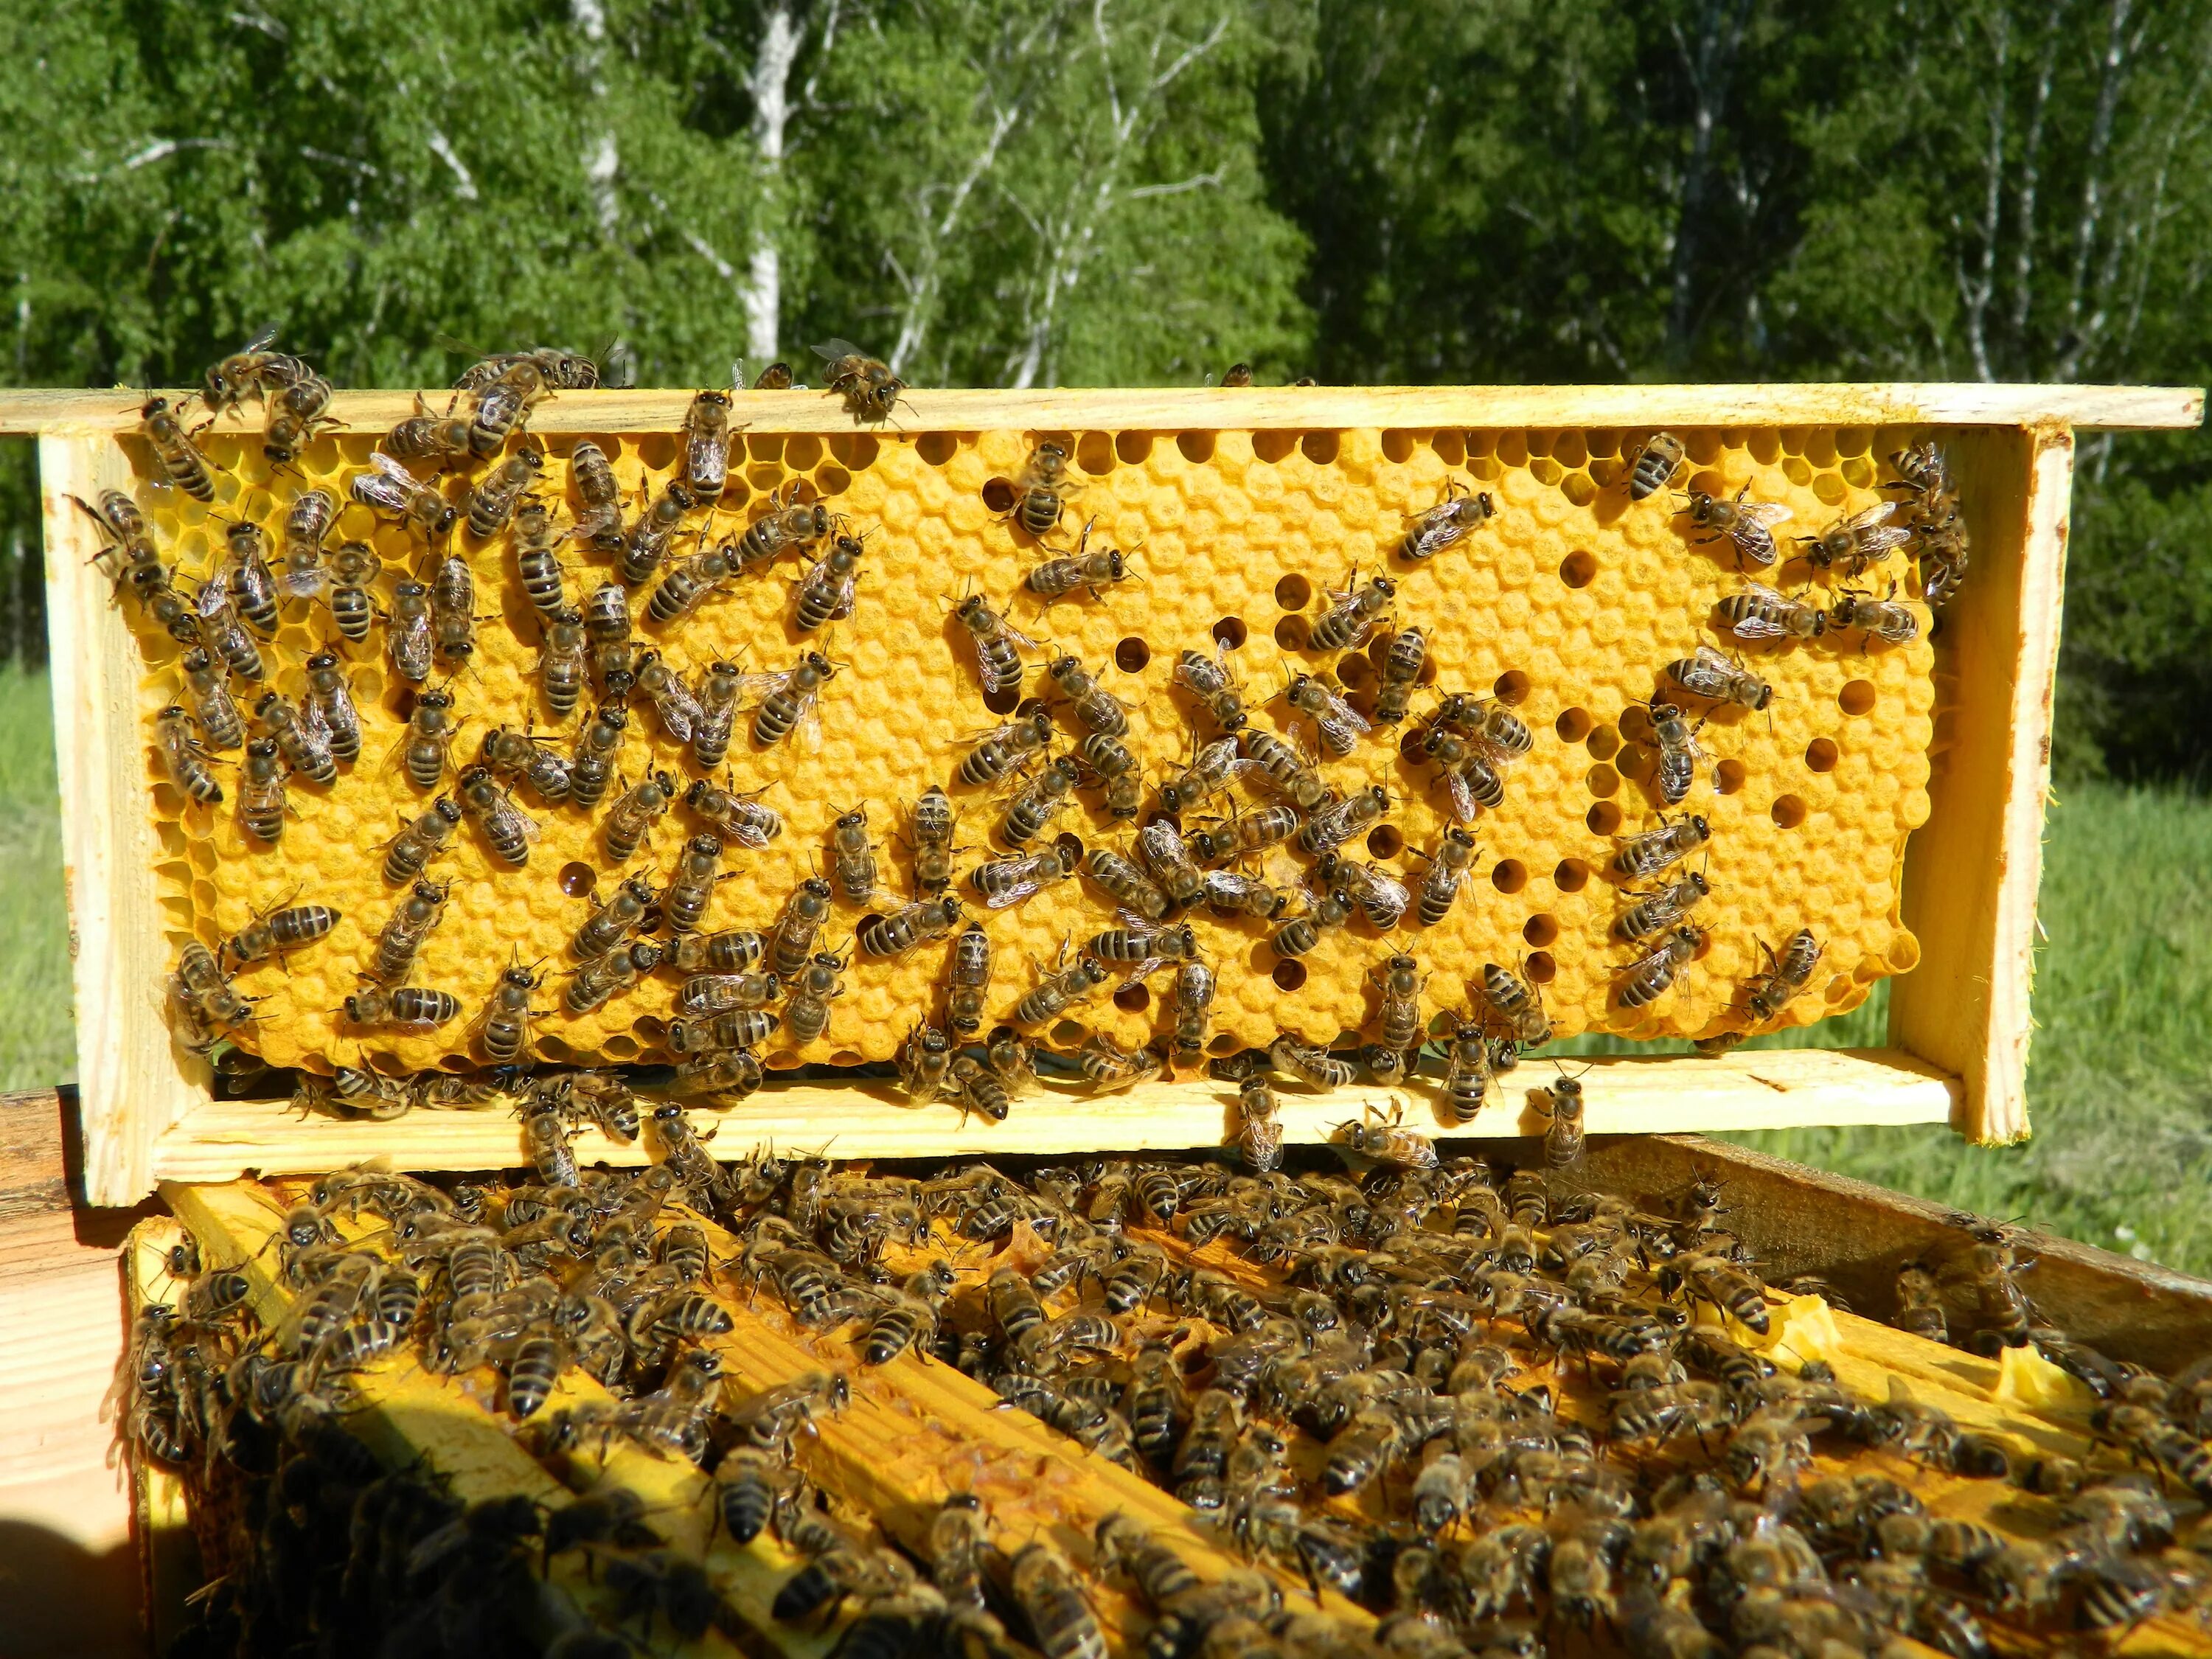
[
  {"x1": 652, "y1": 686, "x2": 700, "y2": 743},
  {"x1": 986, "y1": 876, "x2": 1048, "y2": 911},
  {"x1": 1442, "y1": 766, "x2": 1478, "y2": 825},
  {"x1": 810, "y1": 338, "x2": 866, "y2": 364},
  {"x1": 1692, "y1": 644, "x2": 1736, "y2": 674},
  {"x1": 1855, "y1": 526, "x2": 1913, "y2": 558},
  {"x1": 1359, "y1": 865, "x2": 1411, "y2": 911},
  {"x1": 737, "y1": 669, "x2": 796, "y2": 703},
  {"x1": 299, "y1": 696, "x2": 333, "y2": 744},
  {"x1": 1407, "y1": 512, "x2": 1464, "y2": 560},
  {"x1": 795, "y1": 686, "x2": 824, "y2": 754},
  {"x1": 282, "y1": 565, "x2": 331, "y2": 600},
  {"x1": 1844, "y1": 501, "x2": 1899, "y2": 533},
  {"x1": 195, "y1": 578, "x2": 232, "y2": 619}
]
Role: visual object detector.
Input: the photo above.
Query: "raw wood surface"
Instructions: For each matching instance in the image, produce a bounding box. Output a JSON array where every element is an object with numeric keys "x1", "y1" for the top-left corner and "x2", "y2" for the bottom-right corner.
[
  {"x1": 0, "y1": 382, "x2": 2200, "y2": 435},
  {"x1": 43, "y1": 432, "x2": 197, "y2": 1206},
  {"x1": 143, "y1": 1046, "x2": 1955, "y2": 1186},
  {"x1": 1889, "y1": 425, "x2": 2075, "y2": 1144}
]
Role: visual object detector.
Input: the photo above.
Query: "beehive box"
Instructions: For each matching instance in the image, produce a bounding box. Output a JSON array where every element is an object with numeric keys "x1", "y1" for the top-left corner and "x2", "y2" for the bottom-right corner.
[{"x1": 10, "y1": 381, "x2": 2199, "y2": 1206}]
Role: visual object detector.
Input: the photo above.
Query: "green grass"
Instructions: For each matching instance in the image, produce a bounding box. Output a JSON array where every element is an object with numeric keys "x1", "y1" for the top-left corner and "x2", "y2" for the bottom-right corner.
[
  {"x1": 0, "y1": 669, "x2": 72, "y2": 1090},
  {"x1": 0, "y1": 670, "x2": 2205, "y2": 1270}
]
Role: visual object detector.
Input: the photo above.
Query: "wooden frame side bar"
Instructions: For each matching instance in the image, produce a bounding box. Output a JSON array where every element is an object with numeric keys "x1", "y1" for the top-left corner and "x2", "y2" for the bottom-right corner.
[
  {"x1": 42, "y1": 434, "x2": 192, "y2": 1206},
  {"x1": 0, "y1": 383, "x2": 2200, "y2": 437},
  {"x1": 1888, "y1": 425, "x2": 2074, "y2": 1143}
]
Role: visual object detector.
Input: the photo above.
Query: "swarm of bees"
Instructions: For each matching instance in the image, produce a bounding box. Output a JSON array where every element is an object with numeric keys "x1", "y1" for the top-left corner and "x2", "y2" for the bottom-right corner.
[
  {"x1": 126, "y1": 1144, "x2": 2212, "y2": 1659},
  {"x1": 112, "y1": 341, "x2": 1944, "y2": 1132}
]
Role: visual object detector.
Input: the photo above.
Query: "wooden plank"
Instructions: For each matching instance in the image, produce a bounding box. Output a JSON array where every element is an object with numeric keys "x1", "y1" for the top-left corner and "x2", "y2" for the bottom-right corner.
[
  {"x1": 146, "y1": 1047, "x2": 1955, "y2": 1183},
  {"x1": 0, "y1": 383, "x2": 2200, "y2": 436},
  {"x1": 1580, "y1": 1133, "x2": 2212, "y2": 1375},
  {"x1": 42, "y1": 434, "x2": 196, "y2": 1207},
  {"x1": 1889, "y1": 425, "x2": 2073, "y2": 1143}
]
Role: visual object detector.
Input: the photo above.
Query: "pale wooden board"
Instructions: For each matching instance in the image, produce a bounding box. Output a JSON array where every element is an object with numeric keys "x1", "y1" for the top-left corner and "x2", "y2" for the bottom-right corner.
[
  {"x1": 43, "y1": 432, "x2": 201, "y2": 1206},
  {"x1": 144, "y1": 1046, "x2": 1954, "y2": 1182},
  {"x1": 1888, "y1": 426, "x2": 2073, "y2": 1144},
  {"x1": 0, "y1": 382, "x2": 2199, "y2": 435}
]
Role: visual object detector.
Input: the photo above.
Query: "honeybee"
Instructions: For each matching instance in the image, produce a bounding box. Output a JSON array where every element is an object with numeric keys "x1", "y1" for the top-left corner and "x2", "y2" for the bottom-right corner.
[
  {"x1": 1747, "y1": 928, "x2": 1824, "y2": 1023},
  {"x1": 279, "y1": 488, "x2": 335, "y2": 601},
  {"x1": 583, "y1": 580, "x2": 635, "y2": 695},
  {"x1": 626, "y1": 480, "x2": 700, "y2": 589},
  {"x1": 262, "y1": 367, "x2": 335, "y2": 465},
  {"x1": 324, "y1": 540, "x2": 382, "y2": 645},
  {"x1": 1001, "y1": 441, "x2": 1077, "y2": 540},
  {"x1": 1080, "y1": 1034, "x2": 1165, "y2": 1092},
  {"x1": 535, "y1": 606, "x2": 589, "y2": 721},
  {"x1": 826, "y1": 806, "x2": 880, "y2": 903},
  {"x1": 794, "y1": 534, "x2": 865, "y2": 634},
  {"x1": 199, "y1": 327, "x2": 303, "y2": 418},
  {"x1": 1618, "y1": 924, "x2": 1704, "y2": 1009},
  {"x1": 351, "y1": 452, "x2": 458, "y2": 544},
  {"x1": 464, "y1": 444, "x2": 543, "y2": 539},
  {"x1": 425, "y1": 554, "x2": 477, "y2": 669},
  {"x1": 1439, "y1": 1015, "x2": 1494, "y2": 1123},
  {"x1": 958, "y1": 710, "x2": 1053, "y2": 788},
  {"x1": 138, "y1": 397, "x2": 216, "y2": 502},
  {"x1": 568, "y1": 702, "x2": 628, "y2": 810},
  {"x1": 397, "y1": 688, "x2": 461, "y2": 789},
  {"x1": 1270, "y1": 884, "x2": 1355, "y2": 958},
  {"x1": 605, "y1": 771, "x2": 679, "y2": 862},
  {"x1": 1534, "y1": 1072, "x2": 1587, "y2": 1168},
  {"x1": 633, "y1": 649, "x2": 703, "y2": 743},
  {"x1": 1615, "y1": 869, "x2": 1710, "y2": 942},
  {"x1": 1801, "y1": 501, "x2": 1911, "y2": 576},
  {"x1": 369, "y1": 878, "x2": 451, "y2": 983},
  {"x1": 1077, "y1": 731, "x2": 1144, "y2": 818},
  {"x1": 1242, "y1": 726, "x2": 1329, "y2": 811},
  {"x1": 1371, "y1": 953, "x2": 1426, "y2": 1048},
  {"x1": 153, "y1": 706, "x2": 224, "y2": 805},
  {"x1": 661, "y1": 834, "x2": 727, "y2": 933},
  {"x1": 1307, "y1": 570, "x2": 1397, "y2": 652},
  {"x1": 1285, "y1": 672, "x2": 1371, "y2": 757},
  {"x1": 664, "y1": 928, "x2": 766, "y2": 976},
  {"x1": 1175, "y1": 644, "x2": 1247, "y2": 733},
  {"x1": 999, "y1": 756, "x2": 1082, "y2": 846},
  {"x1": 1012, "y1": 947, "x2": 1109, "y2": 1026},
  {"x1": 681, "y1": 388, "x2": 735, "y2": 497},
  {"x1": 944, "y1": 923, "x2": 993, "y2": 1034},
  {"x1": 1295, "y1": 784, "x2": 1389, "y2": 854},
  {"x1": 692, "y1": 658, "x2": 742, "y2": 771},
  {"x1": 1400, "y1": 480, "x2": 1495, "y2": 562},
  {"x1": 952, "y1": 591, "x2": 1034, "y2": 697},
  {"x1": 1414, "y1": 827, "x2": 1478, "y2": 925},
  {"x1": 235, "y1": 736, "x2": 290, "y2": 841},
  {"x1": 972, "y1": 842, "x2": 1078, "y2": 909},
  {"x1": 1084, "y1": 846, "x2": 1169, "y2": 921},
  {"x1": 566, "y1": 438, "x2": 625, "y2": 552},
  {"x1": 341, "y1": 983, "x2": 462, "y2": 1031},
  {"x1": 1644, "y1": 699, "x2": 1706, "y2": 806},
  {"x1": 384, "y1": 391, "x2": 474, "y2": 465},
  {"x1": 1157, "y1": 735, "x2": 1252, "y2": 815},
  {"x1": 813, "y1": 337, "x2": 905, "y2": 421},
  {"x1": 860, "y1": 894, "x2": 965, "y2": 959},
  {"x1": 1372, "y1": 626, "x2": 1427, "y2": 725},
  {"x1": 1663, "y1": 644, "x2": 1773, "y2": 711},
  {"x1": 1169, "y1": 958, "x2": 1215, "y2": 1062},
  {"x1": 1027, "y1": 519, "x2": 1135, "y2": 600},
  {"x1": 1682, "y1": 487, "x2": 1792, "y2": 568},
  {"x1": 382, "y1": 796, "x2": 462, "y2": 883},
  {"x1": 908, "y1": 785, "x2": 959, "y2": 894},
  {"x1": 1188, "y1": 801, "x2": 1298, "y2": 865},
  {"x1": 178, "y1": 648, "x2": 244, "y2": 751},
  {"x1": 1435, "y1": 693, "x2": 1534, "y2": 758},
  {"x1": 476, "y1": 963, "x2": 543, "y2": 1063},
  {"x1": 748, "y1": 650, "x2": 835, "y2": 749},
  {"x1": 256, "y1": 689, "x2": 337, "y2": 787},
  {"x1": 194, "y1": 576, "x2": 268, "y2": 684},
  {"x1": 1045, "y1": 655, "x2": 1130, "y2": 738},
  {"x1": 218, "y1": 526, "x2": 281, "y2": 637},
  {"x1": 1419, "y1": 724, "x2": 1506, "y2": 823},
  {"x1": 563, "y1": 939, "x2": 663, "y2": 1016},
  {"x1": 1314, "y1": 851, "x2": 1409, "y2": 928},
  {"x1": 1625, "y1": 431, "x2": 1686, "y2": 500},
  {"x1": 686, "y1": 775, "x2": 782, "y2": 849},
  {"x1": 456, "y1": 763, "x2": 538, "y2": 866},
  {"x1": 1136, "y1": 818, "x2": 1206, "y2": 907},
  {"x1": 1480, "y1": 961, "x2": 1551, "y2": 1044},
  {"x1": 466, "y1": 361, "x2": 548, "y2": 458},
  {"x1": 1830, "y1": 585, "x2": 1921, "y2": 644},
  {"x1": 1624, "y1": 831, "x2": 1723, "y2": 918},
  {"x1": 1335, "y1": 1101, "x2": 1438, "y2": 1168},
  {"x1": 1715, "y1": 580, "x2": 1828, "y2": 642},
  {"x1": 571, "y1": 874, "x2": 655, "y2": 959}
]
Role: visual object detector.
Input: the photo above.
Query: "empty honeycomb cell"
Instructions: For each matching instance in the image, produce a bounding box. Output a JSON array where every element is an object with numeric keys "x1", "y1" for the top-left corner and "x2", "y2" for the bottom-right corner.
[
  {"x1": 1529, "y1": 456, "x2": 1564, "y2": 486},
  {"x1": 1714, "y1": 759, "x2": 1748, "y2": 795},
  {"x1": 1806, "y1": 738, "x2": 1840, "y2": 773},
  {"x1": 815, "y1": 465, "x2": 851, "y2": 497},
  {"x1": 1525, "y1": 950, "x2": 1557, "y2": 984},
  {"x1": 1492, "y1": 859, "x2": 1528, "y2": 895},
  {"x1": 1273, "y1": 616, "x2": 1310, "y2": 650},
  {"x1": 1301, "y1": 432, "x2": 1340, "y2": 467},
  {"x1": 1838, "y1": 678, "x2": 1879, "y2": 717},
  {"x1": 1492, "y1": 669, "x2": 1531, "y2": 704},
  {"x1": 1271, "y1": 960, "x2": 1307, "y2": 992},
  {"x1": 1772, "y1": 794, "x2": 1809, "y2": 830},
  {"x1": 1113, "y1": 984, "x2": 1150, "y2": 1014},
  {"x1": 1524, "y1": 914, "x2": 1559, "y2": 947},
  {"x1": 1366, "y1": 826, "x2": 1403, "y2": 859},
  {"x1": 1559, "y1": 549, "x2": 1598, "y2": 588},
  {"x1": 1212, "y1": 616, "x2": 1248, "y2": 650},
  {"x1": 133, "y1": 420, "x2": 1938, "y2": 1068},
  {"x1": 1587, "y1": 764, "x2": 1621, "y2": 798},
  {"x1": 1251, "y1": 431, "x2": 1296, "y2": 465}
]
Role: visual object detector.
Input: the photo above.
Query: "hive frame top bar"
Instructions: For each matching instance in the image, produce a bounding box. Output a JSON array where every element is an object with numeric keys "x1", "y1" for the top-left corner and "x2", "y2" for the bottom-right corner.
[{"x1": 0, "y1": 380, "x2": 2200, "y2": 435}]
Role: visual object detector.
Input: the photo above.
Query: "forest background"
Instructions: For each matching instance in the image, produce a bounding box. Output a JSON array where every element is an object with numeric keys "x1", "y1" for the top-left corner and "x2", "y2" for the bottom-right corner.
[{"x1": 0, "y1": 0, "x2": 2206, "y2": 1259}]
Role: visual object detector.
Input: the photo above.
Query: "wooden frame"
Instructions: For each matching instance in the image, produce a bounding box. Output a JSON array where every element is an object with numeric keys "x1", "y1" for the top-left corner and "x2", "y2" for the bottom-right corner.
[{"x1": 19, "y1": 383, "x2": 2200, "y2": 1205}]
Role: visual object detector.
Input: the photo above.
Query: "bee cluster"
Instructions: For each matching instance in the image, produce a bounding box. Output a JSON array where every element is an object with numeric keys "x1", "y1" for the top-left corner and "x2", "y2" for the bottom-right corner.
[
  {"x1": 111, "y1": 336, "x2": 1944, "y2": 1124},
  {"x1": 125, "y1": 1140, "x2": 2212, "y2": 1659}
]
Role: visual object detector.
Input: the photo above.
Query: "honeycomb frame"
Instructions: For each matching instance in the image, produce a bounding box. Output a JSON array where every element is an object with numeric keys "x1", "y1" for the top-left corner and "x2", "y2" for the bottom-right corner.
[{"x1": 27, "y1": 382, "x2": 2198, "y2": 1201}]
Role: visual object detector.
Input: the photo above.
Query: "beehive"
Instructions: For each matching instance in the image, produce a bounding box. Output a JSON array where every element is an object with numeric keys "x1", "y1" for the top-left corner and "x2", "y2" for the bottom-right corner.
[
  {"x1": 18, "y1": 382, "x2": 2199, "y2": 1203},
  {"x1": 124, "y1": 421, "x2": 1936, "y2": 1079}
]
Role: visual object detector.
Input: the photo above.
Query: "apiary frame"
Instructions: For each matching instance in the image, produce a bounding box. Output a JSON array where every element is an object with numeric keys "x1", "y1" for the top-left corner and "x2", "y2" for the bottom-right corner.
[{"x1": 9, "y1": 380, "x2": 2199, "y2": 1207}]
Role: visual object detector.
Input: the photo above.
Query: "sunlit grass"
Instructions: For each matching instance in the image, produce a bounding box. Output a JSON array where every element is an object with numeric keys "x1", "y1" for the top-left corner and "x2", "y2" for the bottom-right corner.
[{"x1": 0, "y1": 669, "x2": 72, "y2": 1089}]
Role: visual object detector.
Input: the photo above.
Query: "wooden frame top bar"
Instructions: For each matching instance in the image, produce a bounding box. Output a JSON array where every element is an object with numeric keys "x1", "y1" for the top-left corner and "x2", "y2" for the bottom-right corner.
[{"x1": 0, "y1": 381, "x2": 2199, "y2": 437}]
